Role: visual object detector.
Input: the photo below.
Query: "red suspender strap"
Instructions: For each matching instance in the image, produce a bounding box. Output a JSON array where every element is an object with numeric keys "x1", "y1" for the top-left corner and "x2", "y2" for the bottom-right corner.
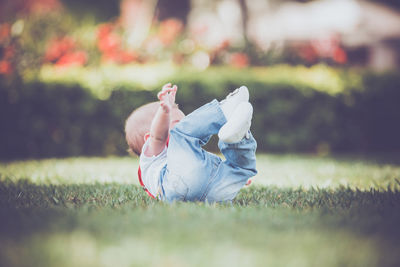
[
  {"x1": 138, "y1": 166, "x2": 156, "y2": 199},
  {"x1": 137, "y1": 137, "x2": 169, "y2": 199}
]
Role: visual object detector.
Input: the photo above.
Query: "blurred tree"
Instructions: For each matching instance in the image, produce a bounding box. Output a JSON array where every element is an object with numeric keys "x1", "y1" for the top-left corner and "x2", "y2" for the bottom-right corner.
[
  {"x1": 369, "y1": 0, "x2": 400, "y2": 10},
  {"x1": 60, "y1": 0, "x2": 120, "y2": 21},
  {"x1": 157, "y1": 0, "x2": 190, "y2": 24},
  {"x1": 120, "y1": 0, "x2": 158, "y2": 48},
  {"x1": 0, "y1": 0, "x2": 62, "y2": 22},
  {"x1": 238, "y1": 0, "x2": 249, "y2": 44}
]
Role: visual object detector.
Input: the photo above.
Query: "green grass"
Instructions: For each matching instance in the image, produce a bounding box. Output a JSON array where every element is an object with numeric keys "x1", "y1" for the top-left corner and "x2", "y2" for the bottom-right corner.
[{"x1": 1, "y1": 154, "x2": 400, "y2": 267}]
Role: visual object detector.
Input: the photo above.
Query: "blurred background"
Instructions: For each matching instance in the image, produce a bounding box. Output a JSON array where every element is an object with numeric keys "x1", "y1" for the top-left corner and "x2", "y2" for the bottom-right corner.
[{"x1": 1, "y1": 0, "x2": 400, "y2": 159}]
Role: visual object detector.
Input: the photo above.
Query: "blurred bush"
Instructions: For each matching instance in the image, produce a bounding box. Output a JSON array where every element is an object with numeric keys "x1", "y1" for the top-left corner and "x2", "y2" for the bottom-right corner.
[
  {"x1": 0, "y1": 0, "x2": 353, "y2": 79},
  {"x1": 1, "y1": 66, "x2": 399, "y2": 159}
]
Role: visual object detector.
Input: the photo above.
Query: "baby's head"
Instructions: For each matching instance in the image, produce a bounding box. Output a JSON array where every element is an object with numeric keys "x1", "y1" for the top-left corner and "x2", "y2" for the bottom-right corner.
[{"x1": 125, "y1": 102, "x2": 185, "y2": 155}]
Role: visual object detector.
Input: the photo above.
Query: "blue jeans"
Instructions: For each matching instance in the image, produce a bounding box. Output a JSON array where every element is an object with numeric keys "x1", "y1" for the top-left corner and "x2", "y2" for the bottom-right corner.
[{"x1": 160, "y1": 99, "x2": 257, "y2": 203}]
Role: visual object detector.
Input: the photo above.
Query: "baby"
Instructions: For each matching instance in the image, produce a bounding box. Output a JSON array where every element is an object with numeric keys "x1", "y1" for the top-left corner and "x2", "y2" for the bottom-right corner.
[{"x1": 125, "y1": 83, "x2": 257, "y2": 203}]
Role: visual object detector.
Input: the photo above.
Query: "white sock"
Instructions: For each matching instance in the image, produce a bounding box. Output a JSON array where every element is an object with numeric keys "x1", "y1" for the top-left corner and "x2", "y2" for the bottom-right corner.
[
  {"x1": 218, "y1": 102, "x2": 253, "y2": 143},
  {"x1": 219, "y1": 86, "x2": 249, "y2": 120},
  {"x1": 220, "y1": 102, "x2": 232, "y2": 120}
]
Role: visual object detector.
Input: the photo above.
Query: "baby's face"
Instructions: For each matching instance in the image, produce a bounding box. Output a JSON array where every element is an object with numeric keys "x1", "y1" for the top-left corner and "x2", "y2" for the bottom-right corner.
[{"x1": 170, "y1": 107, "x2": 185, "y2": 129}]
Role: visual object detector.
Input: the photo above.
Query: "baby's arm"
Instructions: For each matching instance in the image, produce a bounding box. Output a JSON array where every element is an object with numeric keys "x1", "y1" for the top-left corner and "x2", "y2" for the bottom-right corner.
[{"x1": 143, "y1": 83, "x2": 177, "y2": 157}]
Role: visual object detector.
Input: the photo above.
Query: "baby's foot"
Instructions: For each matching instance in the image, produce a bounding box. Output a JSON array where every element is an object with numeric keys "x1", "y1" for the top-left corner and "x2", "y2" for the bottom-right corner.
[
  {"x1": 218, "y1": 102, "x2": 253, "y2": 143},
  {"x1": 220, "y1": 86, "x2": 249, "y2": 120}
]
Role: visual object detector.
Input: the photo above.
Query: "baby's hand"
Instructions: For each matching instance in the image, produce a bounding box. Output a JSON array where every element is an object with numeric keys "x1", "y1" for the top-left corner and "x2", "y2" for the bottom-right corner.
[{"x1": 158, "y1": 83, "x2": 177, "y2": 113}]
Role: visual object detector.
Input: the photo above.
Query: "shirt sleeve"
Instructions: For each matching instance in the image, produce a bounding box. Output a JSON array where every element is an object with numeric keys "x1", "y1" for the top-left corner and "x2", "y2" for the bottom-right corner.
[{"x1": 139, "y1": 139, "x2": 168, "y2": 196}]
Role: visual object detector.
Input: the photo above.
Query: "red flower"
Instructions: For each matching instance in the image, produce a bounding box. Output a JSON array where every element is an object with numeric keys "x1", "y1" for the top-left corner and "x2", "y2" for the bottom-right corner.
[
  {"x1": 102, "y1": 49, "x2": 121, "y2": 63},
  {"x1": 97, "y1": 33, "x2": 121, "y2": 53},
  {"x1": 158, "y1": 18, "x2": 183, "y2": 45},
  {"x1": 44, "y1": 37, "x2": 76, "y2": 62},
  {"x1": 310, "y1": 35, "x2": 347, "y2": 64},
  {"x1": 25, "y1": 0, "x2": 62, "y2": 15},
  {"x1": 101, "y1": 50, "x2": 137, "y2": 64},
  {"x1": 118, "y1": 50, "x2": 137, "y2": 64},
  {"x1": 96, "y1": 23, "x2": 138, "y2": 64},
  {"x1": 0, "y1": 23, "x2": 11, "y2": 43},
  {"x1": 333, "y1": 48, "x2": 347, "y2": 64},
  {"x1": 297, "y1": 45, "x2": 317, "y2": 63},
  {"x1": 311, "y1": 37, "x2": 338, "y2": 58},
  {"x1": 219, "y1": 40, "x2": 230, "y2": 51},
  {"x1": 97, "y1": 23, "x2": 114, "y2": 40},
  {"x1": 55, "y1": 51, "x2": 87, "y2": 67},
  {"x1": 0, "y1": 60, "x2": 12, "y2": 75},
  {"x1": 4, "y1": 45, "x2": 15, "y2": 60},
  {"x1": 230, "y1": 53, "x2": 249, "y2": 68}
]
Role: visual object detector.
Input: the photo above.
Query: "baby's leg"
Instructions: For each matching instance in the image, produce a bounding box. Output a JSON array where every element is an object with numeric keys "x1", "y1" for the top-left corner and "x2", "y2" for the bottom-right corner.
[
  {"x1": 162, "y1": 87, "x2": 250, "y2": 202},
  {"x1": 171, "y1": 99, "x2": 226, "y2": 145},
  {"x1": 219, "y1": 132, "x2": 257, "y2": 176},
  {"x1": 205, "y1": 132, "x2": 257, "y2": 202},
  {"x1": 167, "y1": 99, "x2": 225, "y2": 172},
  {"x1": 162, "y1": 99, "x2": 226, "y2": 201},
  {"x1": 170, "y1": 85, "x2": 248, "y2": 145}
]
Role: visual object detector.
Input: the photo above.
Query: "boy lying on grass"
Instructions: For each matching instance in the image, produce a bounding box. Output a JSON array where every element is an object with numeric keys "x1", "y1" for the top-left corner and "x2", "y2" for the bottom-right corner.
[{"x1": 125, "y1": 83, "x2": 257, "y2": 203}]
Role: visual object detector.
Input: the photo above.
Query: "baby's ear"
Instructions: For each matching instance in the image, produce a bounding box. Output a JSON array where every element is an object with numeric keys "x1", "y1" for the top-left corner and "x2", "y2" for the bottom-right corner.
[{"x1": 144, "y1": 132, "x2": 150, "y2": 141}]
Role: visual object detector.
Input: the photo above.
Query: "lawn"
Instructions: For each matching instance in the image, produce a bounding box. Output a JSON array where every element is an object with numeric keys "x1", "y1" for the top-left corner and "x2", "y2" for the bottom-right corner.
[{"x1": 1, "y1": 154, "x2": 400, "y2": 267}]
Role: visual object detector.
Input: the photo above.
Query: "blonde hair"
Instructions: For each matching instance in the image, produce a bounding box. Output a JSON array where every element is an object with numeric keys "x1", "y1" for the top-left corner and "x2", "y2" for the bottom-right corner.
[{"x1": 125, "y1": 102, "x2": 159, "y2": 156}]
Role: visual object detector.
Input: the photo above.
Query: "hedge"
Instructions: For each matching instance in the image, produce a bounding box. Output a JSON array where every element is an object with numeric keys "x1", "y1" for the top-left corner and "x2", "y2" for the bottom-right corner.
[{"x1": 1, "y1": 67, "x2": 400, "y2": 159}]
